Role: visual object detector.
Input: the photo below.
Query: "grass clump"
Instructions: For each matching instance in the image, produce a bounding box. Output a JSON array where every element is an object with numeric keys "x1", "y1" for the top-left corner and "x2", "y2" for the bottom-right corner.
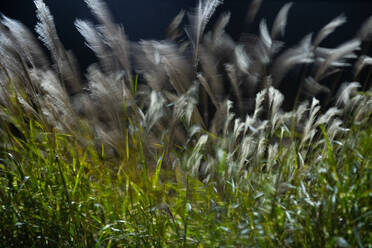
[{"x1": 0, "y1": 0, "x2": 372, "y2": 247}]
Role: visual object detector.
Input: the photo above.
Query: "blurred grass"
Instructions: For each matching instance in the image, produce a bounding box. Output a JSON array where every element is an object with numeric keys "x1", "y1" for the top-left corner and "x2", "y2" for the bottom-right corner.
[
  {"x1": 0, "y1": 94, "x2": 371, "y2": 247},
  {"x1": 0, "y1": 0, "x2": 372, "y2": 246}
]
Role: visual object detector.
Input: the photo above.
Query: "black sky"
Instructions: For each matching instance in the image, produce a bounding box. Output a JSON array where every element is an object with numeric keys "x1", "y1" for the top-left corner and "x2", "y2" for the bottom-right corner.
[{"x1": 0, "y1": 0, "x2": 371, "y2": 70}]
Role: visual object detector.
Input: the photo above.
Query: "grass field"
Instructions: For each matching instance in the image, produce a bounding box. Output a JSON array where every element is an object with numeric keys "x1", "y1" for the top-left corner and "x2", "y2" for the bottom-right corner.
[{"x1": 0, "y1": 0, "x2": 371, "y2": 247}]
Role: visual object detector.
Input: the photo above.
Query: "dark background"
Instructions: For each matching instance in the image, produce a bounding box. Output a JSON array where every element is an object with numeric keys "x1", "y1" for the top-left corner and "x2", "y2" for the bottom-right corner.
[{"x1": 0, "y1": 0, "x2": 371, "y2": 71}]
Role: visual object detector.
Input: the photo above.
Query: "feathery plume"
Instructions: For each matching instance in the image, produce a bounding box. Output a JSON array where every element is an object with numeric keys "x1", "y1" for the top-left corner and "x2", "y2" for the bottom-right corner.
[
  {"x1": 36, "y1": 70, "x2": 69, "y2": 104},
  {"x1": 212, "y1": 12, "x2": 231, "y2": 41},
  {"x1": 0, "y1": 80, "x2": 10, "y2": 108},
  {"x1": 224, "y1": 100, "x2": 235, "y2": 135},
  {"x1": 336, "y1": 82, "x2": 360, "y2": 106},
  {"x1": 144, "y1": 91, "x2": 165, "y2": 133},
  {"x1": 271, "y1": 2, "x2": 293, "y2": 39},
  {"x1": 136, "y1": 40, "x2": 192, "y2": 95},
  {"x1": 243, "y1": 114, "x2": 255, "y2": 135},
  {"x1": 271, "y1": 34, "x2": 313, "y2": 86},
  {"x1": 315, "y1": 107, "x2": 342, "y2": 126},
  {"x1": 75, "y1": 19, "x2": 114, "y2": 73},
  {"x1": 238, "y1": 136, "x2": 255, "y2": 169},
  {"x1": 268, "y1": 87, "x2": 284, "y2": 117},
  {"x1": 315, "y1": 57, "x2": 351, "y2": 69},
  {"x1": 246, "y1": 0, "x2": 263, "y2": 23},
  {"x1": 259, "y1": 19, "x2": 272, "y2": 50},
  {"x1": 354, "y1": 55, "x2": 372, "y2": 77},
  {"x1": 313, "y1": 14, "x2": 347, "y2": 49},
  {"x1": 234, "y1": 45, "x2": 251, "y2": 74},
  {"x1": 16, "y1": 96, "x2": 39, "y2": 117},
  {"x1": 167, "y1": 10, "x2": 185, "y2": 41},
  {"x1": 135, "y1": 41, "x2": 168, "y2": 92},
  {"x1": 267, "y1": 87, "x2": 284, "y2": 133},
  {"x1": 225, "y1": 64, "x2": 243, "y2": 112},
  {"x1": 85, "y1": 0, "x2": 132, "y2": 81},
  {"x1": 199, "y1": 48, "x2": 224, "y2": 99},
  {"x1": 34, "y1": 70, "x2": 75, "y2": 130},
  {"x1": 84, "y1": 0, "x2": 115, "y2": 31},
  {"x1": 187, "y1": 134, "x2": 208, "y2": 175},
  {"x1": 210, "y1": 99, "x2": 231, "y2": 135},
  {"x1": 1, "y1": 15, "x2": 48, "y2": 68},
  {"x1": 186, "y1": 0, "x2": 223, "y2": 70},
  {"x1": 301, "y1": 98, "x2": 320, "y2": 146},
  {"x1": 0, "y1": 33, "x2": 24, "y2": 79},
  {"x1": 86, "y1": 65, "x2": 129, "y2": 130},
  {"x1": 233, "y1": 118, "x2": 245, "y2": 141},
  {"x1": 197, "y1": 73, "x2": 219, "y2": 108},
  {"x1": 354, "y1": 97, "x2": 372, "y2": 124},
  {"x1": 253, "y1": 89, "x2": 266, "y2": 120},
  {"x1": 0, "y1": 31, "x2": 42, "y2": 98},
  {"x1": 267, "y1": 144, "x2": 279, "y2": 168},
  {"x1": 256, "y1": 134, "x2": 266, "y2": 161},
  {"x1": 302, "y1": 76, "x2": 330, "y2": 97},
  {"x1": 314, "y1": 46, "x2": 356, "y2": 75},
  {"x1": 34, "y1": 0, "x2": 82, "y2": 93},
  {"x1": 34, "y1": 0, "x2": 62, "y2": 59},
  {"x1": 327, "y1": 118, "x2": 349, "y2": 142},
  {"x1": 161, "y1": 46, "x2": 193, "y2": 95},
  {"x1": 357, "y1": 15, "x2": 372, "y2": 40},
  {"x1": 315, "y1": 39, "x2": 361, "y2": 80},
  {"x1": 315, "y1": 46, "x2": 357, "y2": 60},
  {"x1": 295, "y1": 101, "x2": 308, "y2": 124},
  {"x1": 174, "y1": 84, "x2": 198, "y2": 126}
]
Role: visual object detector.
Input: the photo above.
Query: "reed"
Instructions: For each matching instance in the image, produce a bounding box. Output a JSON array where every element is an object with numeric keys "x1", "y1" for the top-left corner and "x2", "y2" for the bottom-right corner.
[{"x1": 0, "y1": 0, "x2": 371, "y2": 246}]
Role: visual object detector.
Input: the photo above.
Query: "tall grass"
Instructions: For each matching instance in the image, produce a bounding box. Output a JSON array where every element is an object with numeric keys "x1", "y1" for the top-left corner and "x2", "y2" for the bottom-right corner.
[{"x1": 0, "y1": 0, "x2": 371, "y2": 247}]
